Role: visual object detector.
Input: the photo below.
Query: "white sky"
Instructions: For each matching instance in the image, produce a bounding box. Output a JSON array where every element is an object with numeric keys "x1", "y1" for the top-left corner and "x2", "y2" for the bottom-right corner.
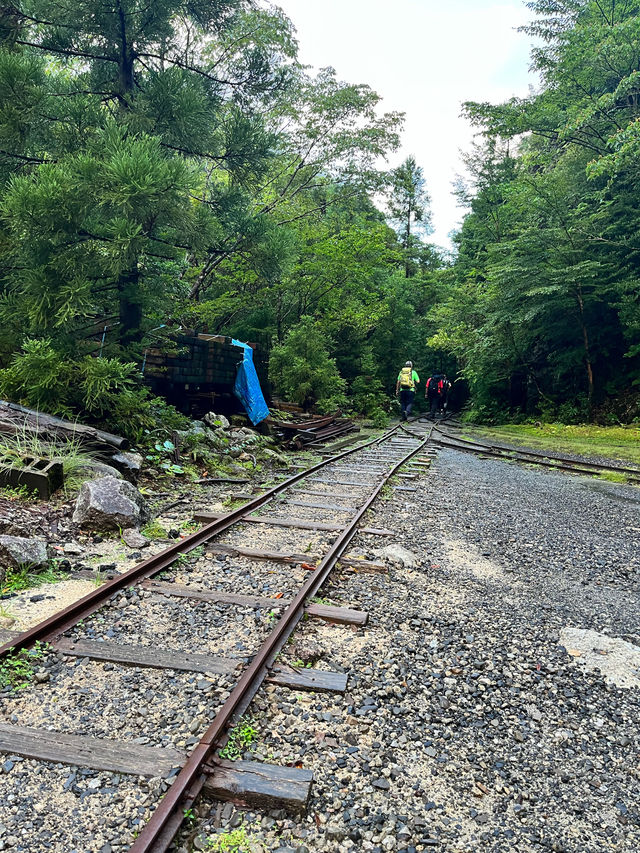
[{"x1": 275, "y1": 0, "x2": 535, "y2": 249}]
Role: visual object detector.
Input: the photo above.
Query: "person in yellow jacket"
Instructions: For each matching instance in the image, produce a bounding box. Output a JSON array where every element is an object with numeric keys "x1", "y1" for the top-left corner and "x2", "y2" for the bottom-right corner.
[{"x1": 395, "y1": 361, "x2": 420, "y2": 421}]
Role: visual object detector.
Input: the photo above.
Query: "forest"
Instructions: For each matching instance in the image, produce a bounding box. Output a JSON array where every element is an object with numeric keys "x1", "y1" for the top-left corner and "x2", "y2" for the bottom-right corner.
[{"x1": 0, "y1": 0, "x2": 638, "y2": 437}]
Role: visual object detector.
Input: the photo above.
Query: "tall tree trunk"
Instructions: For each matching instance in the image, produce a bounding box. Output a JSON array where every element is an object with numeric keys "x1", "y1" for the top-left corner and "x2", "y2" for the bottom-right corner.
[
  {"x1": 118, "y1": 267, "x2": 142, "y2": 348},
  {"x1": 575, "y1": 285, "x2": 594, "y2": 416},
  {"x1": 116, "y1": 0, "x2": 134, "y2": 101},
  {"x1": 405, "y1": 207, "x2": 411, "y2": 278}
]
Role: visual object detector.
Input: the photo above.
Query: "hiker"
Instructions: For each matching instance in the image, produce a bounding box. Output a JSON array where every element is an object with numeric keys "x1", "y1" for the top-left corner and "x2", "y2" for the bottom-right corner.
[
  {"x1": 426, "y1": 373, "x2": 444, "y2": 417},
  {"x1": 439, "y1": 374, "x2": 452, "y2": 415},
  {"x1": 395, "y1": 361, "x2": 420, "y2": 421}
]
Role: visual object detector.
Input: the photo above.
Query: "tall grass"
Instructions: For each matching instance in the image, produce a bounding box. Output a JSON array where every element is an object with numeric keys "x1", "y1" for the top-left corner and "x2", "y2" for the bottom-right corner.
[{"x1": 0, "y1": 424, "x2": 100, "y2": 496}]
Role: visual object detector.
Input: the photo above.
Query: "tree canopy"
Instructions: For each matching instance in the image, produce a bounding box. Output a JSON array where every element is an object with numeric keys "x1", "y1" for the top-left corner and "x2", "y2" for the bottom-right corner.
[
  {"x1": 0, "y1": 0, "x2": 443, "y2": 434},
  {"x1": 435, "y1": 0, "x2": 640, "y2": 423},
  {"x1": 2, "y1": 0, "x2": 638, "y2": 432}
]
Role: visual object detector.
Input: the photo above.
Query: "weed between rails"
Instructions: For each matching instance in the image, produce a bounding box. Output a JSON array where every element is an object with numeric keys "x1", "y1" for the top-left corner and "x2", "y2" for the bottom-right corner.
[
  {"x1": 0, "y1": 484, "x2": 37, "y2": 501},
  {"x1": 219, "y1": 718, "x2": 258, "y2": 761},
  {"x1": 0, "y1": 641, "x2": 49, "y2": 690},
  {"x1": 141, "y1": 520, "x2": 168, "y2": 540},
  {"x1": 205, "y1": 828, "x2": 261, "y2": 852}
]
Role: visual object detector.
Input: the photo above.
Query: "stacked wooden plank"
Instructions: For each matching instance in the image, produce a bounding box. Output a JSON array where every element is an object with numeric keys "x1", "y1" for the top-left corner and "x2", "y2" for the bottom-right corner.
[
  {"x1": 144, "y1": 334, "x2": 244, "y2": 387},
  {"x1": 270, "y1": 412, "x2": 359, "y2": 449}
]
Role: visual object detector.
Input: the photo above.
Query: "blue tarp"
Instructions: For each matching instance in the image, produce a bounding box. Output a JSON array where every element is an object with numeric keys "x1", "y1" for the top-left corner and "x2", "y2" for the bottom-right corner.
[{"x1": 232, "y1": 339, "x2": 270, "y2": 426}]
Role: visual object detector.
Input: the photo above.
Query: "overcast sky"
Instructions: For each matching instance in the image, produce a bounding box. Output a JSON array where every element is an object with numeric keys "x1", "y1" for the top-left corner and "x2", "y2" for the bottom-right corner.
[{"x1": 275, "y1": 0, "x2": 536, "y2": 249}]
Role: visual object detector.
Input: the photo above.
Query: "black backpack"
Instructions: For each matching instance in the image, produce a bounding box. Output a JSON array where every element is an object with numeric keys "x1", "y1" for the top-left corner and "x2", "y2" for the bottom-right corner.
[{"x1": 428, "y1": 375, "x2": 442, "y2": 397}]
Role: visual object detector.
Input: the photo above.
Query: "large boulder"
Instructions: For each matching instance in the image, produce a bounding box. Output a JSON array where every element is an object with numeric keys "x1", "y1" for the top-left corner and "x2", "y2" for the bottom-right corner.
[
  {"x1": 0, "y1": 535, "x2": 48, "y2": 585},
  {"x1": 73, "y1": 476, "x2": 149, "y2": 531}
]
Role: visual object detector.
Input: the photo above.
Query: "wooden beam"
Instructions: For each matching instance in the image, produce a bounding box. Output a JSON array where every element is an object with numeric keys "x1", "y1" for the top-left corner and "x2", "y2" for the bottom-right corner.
[
  {"x1": 141, "y1": 580, "x2": 283, "y2": 610},
  {"x1": 204, "y1": 759, "x2": 313, "y2": 814},
  {"x1": 287, "y1": 500, "x2": 357, "y2": 512},
  {"x1": 194, "y1": 512, "x2": 343, "y2": 532},
  {"x1": 268, "y1": 666, "x2": 347, "y2": 694},
  {"x1": 143, "y1": 582, "x2": 375, "y2": 625},
  {"x1": 52, "y1": 637, "x2": 238, "y2": 675},
  {"x1": 331, "y1": 466, "x2": 386, "y2": 472},
  {"x1": 358, "y1": 527, "x2": 394, "y2": 537},
  {"x1": 206, "y1": 543, "x2": 314, "y2": 564},
  {"x1": 309, "y1": 477, "x2": 376, "y2": 486},
  {"x1": 194, "y1": 513, "x2": 394, "y2": 537},
  {"x1": 339, "y1": 557, "x2": 387, "y2": 574},
  {"x1": 0, "y1": 723, "x2": 184, "y2": 777},
  {"x1": 306, "y1": 603, "x2": 368, "y2": 626}
]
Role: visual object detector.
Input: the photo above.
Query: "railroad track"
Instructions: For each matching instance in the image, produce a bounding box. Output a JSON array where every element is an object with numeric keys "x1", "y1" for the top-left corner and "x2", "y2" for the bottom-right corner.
[
  {"x1": 431, "y1": 424, "x2": 640, "y2": 484},
  {"x1": 0, "y1": 419, "x2": 437, "y2": 853}
]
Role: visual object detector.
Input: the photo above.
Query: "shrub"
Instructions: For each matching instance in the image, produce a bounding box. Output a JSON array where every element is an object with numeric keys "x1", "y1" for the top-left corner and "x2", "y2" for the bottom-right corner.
[
  {"x1": 0, "y1": 338, "x2": 188, "y2": 441},
  {"x1": 269, "y1": 317, "x2": 346, "y2": 410}
]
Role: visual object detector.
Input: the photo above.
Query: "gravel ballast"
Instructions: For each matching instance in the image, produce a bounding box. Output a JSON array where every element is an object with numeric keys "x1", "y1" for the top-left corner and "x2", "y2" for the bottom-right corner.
[
  {"x1": 178, "y1": 446, "x2": 640, "y2": 853},
  {"x1": 2, "y1": 441, "x2": 639, "y2": 853}
]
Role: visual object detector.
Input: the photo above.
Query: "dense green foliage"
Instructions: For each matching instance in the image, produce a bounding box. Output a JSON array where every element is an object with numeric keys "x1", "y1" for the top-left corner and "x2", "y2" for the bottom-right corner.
[
  {"x1": 0, "y1": 1, "x2": 444, "y2": 432},
  {"x1": 435, "y1": 0, "x2": 640, "y2": 422},
  {"x1": 3, "y1": 0, "x2": 638, "y2": 430}
]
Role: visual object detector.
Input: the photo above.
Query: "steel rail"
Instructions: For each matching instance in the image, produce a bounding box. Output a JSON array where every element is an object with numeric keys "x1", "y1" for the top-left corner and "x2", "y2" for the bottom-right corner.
[
  {"x1": 129, "y1": 425, "x2": 434, "y2": 853},
  {"x1": 0, "y1": 423, "x2": 407, "y2": 658},
  {"x1": 433, "y1": 427, "x2": 640, "y2": 475},
  {"x1": 434, "y1": 425, "x2": 640, "y2": 474},
  {"x1": 433, "y1": 426, "x2": 640, "y2": 482}
]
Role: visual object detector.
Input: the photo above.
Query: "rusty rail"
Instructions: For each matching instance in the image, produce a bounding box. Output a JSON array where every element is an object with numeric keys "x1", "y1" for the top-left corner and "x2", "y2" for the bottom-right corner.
[
  {"x1": 432, "y1": 426, "x2": 640, "y2": 483},
  {"x1": 129, "y1": 423, "x2": 434, "y2": 853},
  {"x1": 0, "y1": 423, "x2": 406, "y2": 658}
]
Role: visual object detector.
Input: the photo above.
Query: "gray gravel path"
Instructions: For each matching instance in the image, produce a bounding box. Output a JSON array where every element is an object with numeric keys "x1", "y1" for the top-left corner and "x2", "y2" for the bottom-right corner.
[{"x1": 181, "y1": 447, "x2": 640, "y2": 853}]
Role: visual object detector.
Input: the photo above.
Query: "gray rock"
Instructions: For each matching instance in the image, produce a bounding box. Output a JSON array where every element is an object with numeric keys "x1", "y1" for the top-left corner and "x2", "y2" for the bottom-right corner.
[
  {"x1": 262, "y1": 448, "x2": 290, "y2": 467},
  {"x1": 110, "y1": 451, "x2": 144, "y2": 482},
  {"x1": 76, "y1": 461, "x2": 123, "y2": 482},
  {"x1": 204, "y1": 412, "x2": 230, "y2": 430},
  {"x1": 376, "y1": 544, "x2": 419, "y2": 568},
  {"x1": 122, "y1": 528, "x2": 149, "y2": 549},
  {"x1": 0, "y1": 536, "x2": 48, "y2": 578},
  {"x1": 73, "y1": 477, "x2": 150, "y2": 531}
]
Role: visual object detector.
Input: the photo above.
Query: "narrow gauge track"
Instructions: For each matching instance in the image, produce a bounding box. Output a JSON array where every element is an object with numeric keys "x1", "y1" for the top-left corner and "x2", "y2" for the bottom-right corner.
[
  {"x1": 0, "y1": 419, "x2": 435, "y2": 853},
  {"x1": 432, "y1": 424, "x2": 640, "y2": 484}
]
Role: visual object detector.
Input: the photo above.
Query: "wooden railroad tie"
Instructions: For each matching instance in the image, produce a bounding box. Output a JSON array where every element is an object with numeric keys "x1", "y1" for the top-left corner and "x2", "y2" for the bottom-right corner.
[
  {"x1": 52, "y1": 637, "x2": 239, "y2": 674},
  {"x1": 267, "y1": 665, "x2": 347, "y2": 694},
  {"x1": 193, "y1": 511, "x2": 394, "y2": 537},
  {"x1": 203, "y1": 759, "x2": 312, "y2": 814},
  {"x1": 0, "y1": 725, "x2": 312, "y2": 813},
  {"x1": 0, "y1": 723, "x2": 184, "y2": 777},
  {"x1": 205, "y1": 543, "x2": 387, "y2": 574},
  {"x1": 141, "y1": 580, "x2": 368, "y2": 626}
]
